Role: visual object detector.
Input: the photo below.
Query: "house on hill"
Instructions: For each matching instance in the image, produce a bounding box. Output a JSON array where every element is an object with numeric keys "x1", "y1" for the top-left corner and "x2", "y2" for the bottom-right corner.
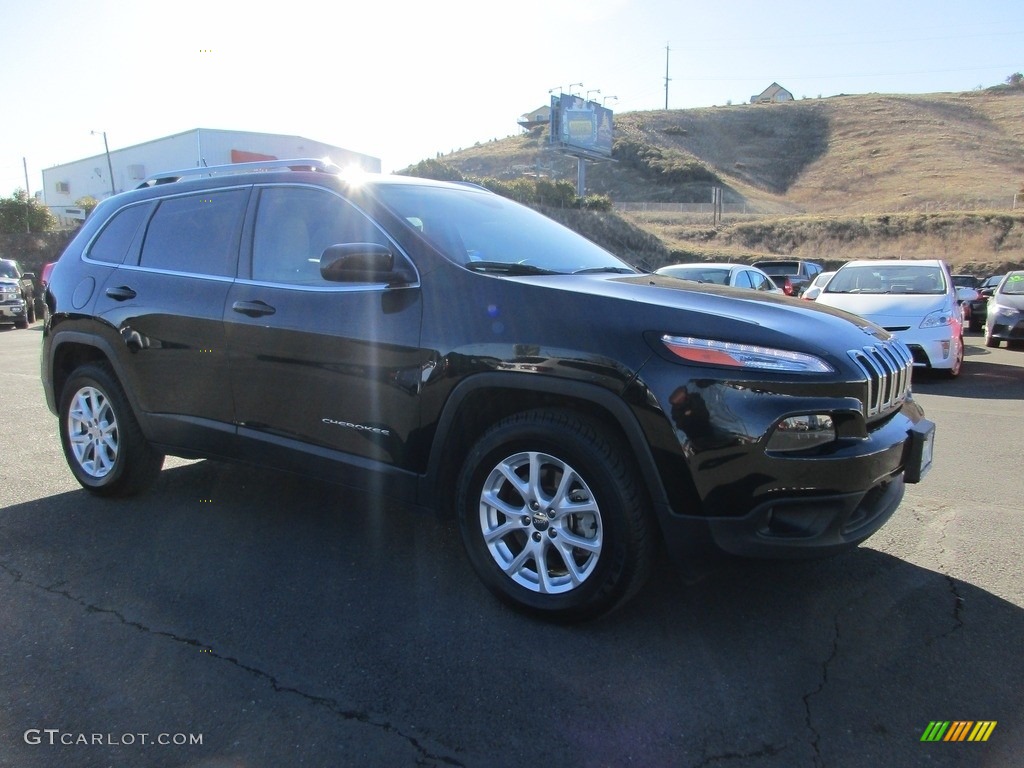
[
  {"x1": 518, "y1": 105, "x2": 551, "y2": 129},
  {"x1": 750, "y1": 82, "x2": 794, "y2": 104}
]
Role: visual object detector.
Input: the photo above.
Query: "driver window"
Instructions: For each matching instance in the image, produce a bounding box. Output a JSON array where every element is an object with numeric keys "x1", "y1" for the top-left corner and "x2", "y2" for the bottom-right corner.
[{"x1": 252, "y1": 186, "x2": 390, "y2": 285}]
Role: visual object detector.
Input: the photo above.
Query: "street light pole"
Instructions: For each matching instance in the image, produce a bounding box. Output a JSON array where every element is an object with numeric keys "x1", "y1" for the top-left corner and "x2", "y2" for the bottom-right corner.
[
  {"x1": 92, "y1": 131, "x2": 116, "y2": 197},
  {"x1": 22, "y1": 157, "x2": 31, "y2": 233}
]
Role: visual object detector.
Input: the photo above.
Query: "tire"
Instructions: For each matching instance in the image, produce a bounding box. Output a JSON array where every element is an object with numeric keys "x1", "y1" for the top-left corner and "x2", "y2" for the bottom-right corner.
[
  {"x1": 456, "y1": 409, "x2": 654, "y2": 622},
  {"x1": 14, "y1": 315, "x2": 28, "y2": 329},
  {"x1": 984, "y1": 329, "x2": 999, "y2": 348},
  {"x1": 969, "y1": 318, "x2": 982, "y2": 332},
  {"x1": 58, "y1": 363, "x2": 164, "y2": 496}
]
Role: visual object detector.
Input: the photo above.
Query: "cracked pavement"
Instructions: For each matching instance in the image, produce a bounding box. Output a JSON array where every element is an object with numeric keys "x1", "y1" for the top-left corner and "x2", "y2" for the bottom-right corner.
[{"x1": 2, "y1": 329, "x2": 1022, "y2": 767}]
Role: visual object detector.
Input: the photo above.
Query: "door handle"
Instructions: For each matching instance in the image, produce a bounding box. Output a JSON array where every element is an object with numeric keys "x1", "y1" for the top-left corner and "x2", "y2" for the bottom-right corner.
[
  {"x1": 232, "y1": 300, "x2": 276, "y2": 317},
  {"x1": 105, "y1": 285, "x2": 137, "y2": 301}
]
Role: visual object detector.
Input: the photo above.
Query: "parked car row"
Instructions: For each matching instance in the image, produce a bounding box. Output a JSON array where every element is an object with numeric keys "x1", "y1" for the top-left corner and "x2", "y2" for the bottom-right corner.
[{"x1": 657, "y1": 257, "x2": 971, "y2": 379}]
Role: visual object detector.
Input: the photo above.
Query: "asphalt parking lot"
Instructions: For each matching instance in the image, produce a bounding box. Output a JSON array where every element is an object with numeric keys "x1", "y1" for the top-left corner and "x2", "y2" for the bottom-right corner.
[{"x1": 1, "y1": 324, "x2": 1021, "y2": 768}]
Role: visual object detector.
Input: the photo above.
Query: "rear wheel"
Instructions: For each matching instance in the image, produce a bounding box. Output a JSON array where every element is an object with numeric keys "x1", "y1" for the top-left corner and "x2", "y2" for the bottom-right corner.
[
  {"x1": 456, "y1": 409, "x2": 654, "y2": 621},
  {"x1": 58, "y1": 363, "x2": 164, "y2": 496}
]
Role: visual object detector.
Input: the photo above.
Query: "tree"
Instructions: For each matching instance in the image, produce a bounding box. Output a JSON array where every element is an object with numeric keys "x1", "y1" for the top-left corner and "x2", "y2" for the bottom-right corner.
[
  {"x1": 0, "y1": 190, "x2": 57, "y2": 233},
  {"x1": 75, "y1": 195, "x2": 100, "y2": 217},
  {"x1": 1006, "y1": 72, "x2": 1023, "y2": 87}
]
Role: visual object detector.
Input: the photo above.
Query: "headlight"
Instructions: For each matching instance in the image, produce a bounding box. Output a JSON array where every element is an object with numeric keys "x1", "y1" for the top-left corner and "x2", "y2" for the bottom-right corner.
[
  {"x1": 919, "y1": 309, "x2": 955, "y2": 329},
  {"x1": 995, "y1": 306, "x2": 1020, "y2": 320},
  {"x1": 661, "y1": 335, "x2": 833, "y2": 373},
  {"x1": 767, "y1": 414, "x2": 836, "y2": 452}
]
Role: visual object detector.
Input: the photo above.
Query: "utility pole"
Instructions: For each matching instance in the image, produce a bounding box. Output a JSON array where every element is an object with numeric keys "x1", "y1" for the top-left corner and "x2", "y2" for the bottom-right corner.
[
  {"x1": 92, "y1": 131, "x2": 116, "y2": 197},
  {"x1": 22, "y1": 157, "x2": 31, "y2": 233},
  {"x1": 664, "y1": 43, "x2": 671, "y2": 110}
]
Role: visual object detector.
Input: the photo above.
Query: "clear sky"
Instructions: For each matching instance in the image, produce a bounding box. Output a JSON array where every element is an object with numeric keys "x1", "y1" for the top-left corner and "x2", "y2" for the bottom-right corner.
[{"x1": 1, "y1": 0, "x2": 1021, "y2": 198}]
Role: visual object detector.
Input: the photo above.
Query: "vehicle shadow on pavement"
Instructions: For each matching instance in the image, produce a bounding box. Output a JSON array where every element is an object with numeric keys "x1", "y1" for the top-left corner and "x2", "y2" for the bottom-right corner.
[
  {"x1": 1, "y1": 459, "x2": 1020, "y2": 768},
  {"x1": 913, "y1": 358, "x2": 1024, "y2": 399}
]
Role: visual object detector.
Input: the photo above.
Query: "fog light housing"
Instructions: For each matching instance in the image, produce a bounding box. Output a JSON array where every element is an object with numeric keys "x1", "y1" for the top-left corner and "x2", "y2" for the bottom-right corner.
[{"x1": 767, "y1": 414, "x2": 836, "y2": 452}]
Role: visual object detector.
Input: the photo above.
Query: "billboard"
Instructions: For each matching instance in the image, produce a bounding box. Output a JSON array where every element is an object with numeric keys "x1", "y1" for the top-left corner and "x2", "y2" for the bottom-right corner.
[{"x1": 549, "y1": 94, "x2": 613, "y2": 159}]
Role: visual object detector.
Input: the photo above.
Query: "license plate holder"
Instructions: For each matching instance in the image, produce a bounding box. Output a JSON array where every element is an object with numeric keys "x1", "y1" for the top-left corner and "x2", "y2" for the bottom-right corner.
[{"x1": 904, "y1": 419, "x2": 936, "y2": 484}]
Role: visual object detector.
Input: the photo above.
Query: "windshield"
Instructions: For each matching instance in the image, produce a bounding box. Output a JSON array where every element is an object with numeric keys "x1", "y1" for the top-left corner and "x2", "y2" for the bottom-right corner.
[
  {"x1": 0, "y1": 261, "x2": 20, "y2": 279},
  {"x1": 824, "y1": 264, "x2": 947, "y2": 295},
  {"x1": 1000, "y1": 272, "x2": 1024, "y2": 295},
  {"x1": 369, "y1": 182, "x2": 637, "y2": 275}
]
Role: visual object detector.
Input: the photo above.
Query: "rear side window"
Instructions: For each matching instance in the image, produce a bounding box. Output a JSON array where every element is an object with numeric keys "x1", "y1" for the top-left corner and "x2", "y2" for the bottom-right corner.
[
  {"x1": 139, "y1": 189, "x2": 247, "y2": 276},
  {"x1": 88, "y1": 203, "x2": 152, "y2": 264},
  {"x1": 734, "y1": 270, "x2": 754, "y2": 289}
]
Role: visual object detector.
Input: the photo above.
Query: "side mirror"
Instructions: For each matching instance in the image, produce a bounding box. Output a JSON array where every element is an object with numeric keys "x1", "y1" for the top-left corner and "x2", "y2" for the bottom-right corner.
[
  {"x1": 955, "y1": 286, "x2": 978, "y2": 302},
  {"x1": 319, "y1": 243, "x2": 415, "y2": 286}
]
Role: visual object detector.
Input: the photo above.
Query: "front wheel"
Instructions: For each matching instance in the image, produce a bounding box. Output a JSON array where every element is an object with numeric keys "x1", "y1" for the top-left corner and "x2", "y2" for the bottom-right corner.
[
  {"x1": 456, "y1": 409, "x2": 654, "y2": 621},
  {"x1": 58, "y1": 363, "x2": 164, "y2": 496}
]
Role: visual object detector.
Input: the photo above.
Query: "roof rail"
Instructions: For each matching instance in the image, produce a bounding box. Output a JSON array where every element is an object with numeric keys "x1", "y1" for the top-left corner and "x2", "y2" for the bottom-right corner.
[{"x1": 138, "y1": 158, "x2": 339, "y2": 187}]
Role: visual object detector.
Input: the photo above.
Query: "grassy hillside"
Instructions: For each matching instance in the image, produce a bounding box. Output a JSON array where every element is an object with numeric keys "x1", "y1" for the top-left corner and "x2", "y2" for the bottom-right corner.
[{"x1": 426, "y1": 87, "x2": 1024, "y2": 274}]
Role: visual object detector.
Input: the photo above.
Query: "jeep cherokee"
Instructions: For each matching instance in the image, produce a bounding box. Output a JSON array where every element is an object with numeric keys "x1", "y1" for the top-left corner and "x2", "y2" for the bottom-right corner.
[{"x1": 41, "y1": 159, "x2": 935, "y2": 620}]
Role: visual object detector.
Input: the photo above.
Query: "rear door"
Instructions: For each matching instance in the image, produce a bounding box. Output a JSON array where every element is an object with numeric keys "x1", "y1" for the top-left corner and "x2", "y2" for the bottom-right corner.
[{"x1": 90, "y1": 187, "x2": 249, "y2": 447}]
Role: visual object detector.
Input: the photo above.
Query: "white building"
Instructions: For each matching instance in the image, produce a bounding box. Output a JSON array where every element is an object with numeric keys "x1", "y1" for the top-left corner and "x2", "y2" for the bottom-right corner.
[{"x1": 42, "y1": 128, "x2": 381, "y2": 220}]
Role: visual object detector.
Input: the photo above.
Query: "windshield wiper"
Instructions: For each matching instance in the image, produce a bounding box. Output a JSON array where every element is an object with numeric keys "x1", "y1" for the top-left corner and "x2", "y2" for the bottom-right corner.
[
  {"x1": 573, "y1": 266, "x2": 637, "y2": 274},
  {"x1": 464, "y1": 261, "x2": 559, "y2": 276}
]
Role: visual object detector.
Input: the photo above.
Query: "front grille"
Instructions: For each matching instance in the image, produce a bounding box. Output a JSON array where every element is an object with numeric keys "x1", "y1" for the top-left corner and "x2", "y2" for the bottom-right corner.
[{"x1": 847, "y1": 339, "x2": 913, "y2": 418}]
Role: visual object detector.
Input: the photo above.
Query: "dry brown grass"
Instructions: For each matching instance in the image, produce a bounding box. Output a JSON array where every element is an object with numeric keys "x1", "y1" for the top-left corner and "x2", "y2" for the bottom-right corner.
[{"x1": 430, "y1": 88, "x2": 1024, "y2": 275}]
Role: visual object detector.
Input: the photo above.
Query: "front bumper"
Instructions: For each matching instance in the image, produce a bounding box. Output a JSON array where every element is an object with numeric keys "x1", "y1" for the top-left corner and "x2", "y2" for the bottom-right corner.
[
  {"x1": 0, "y1": 299, "x2": 27, "y2": 320},
  {"x1": 895, "y1": 328, "x2": 960, "y2": 369},
  {"x1": 707, "y1": 474, "x2": 906, "y2": 557},
  {"x1": 987, "y1": 312, "x2": 1024, "y2": 342},
  {"x1": 702, "y1": 414, "x2": 933, "y2": 557}
]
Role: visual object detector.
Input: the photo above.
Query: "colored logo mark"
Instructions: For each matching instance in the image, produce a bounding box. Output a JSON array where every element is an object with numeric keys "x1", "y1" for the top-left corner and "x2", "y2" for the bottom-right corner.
[{"x1": 921, "y1": 721, "x2": 997, "y2": 742}]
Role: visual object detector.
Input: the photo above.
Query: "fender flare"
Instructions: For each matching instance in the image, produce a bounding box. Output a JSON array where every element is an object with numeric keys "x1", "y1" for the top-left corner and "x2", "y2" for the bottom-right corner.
[{"x1": 418, "y1": 371, "x2": 675, "y2": 518}]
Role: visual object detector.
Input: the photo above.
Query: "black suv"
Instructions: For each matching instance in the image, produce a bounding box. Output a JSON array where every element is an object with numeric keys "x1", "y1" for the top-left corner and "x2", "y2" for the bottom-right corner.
[
  {"x1": 752, "y1": 259, "x2": 824, "y2": 297},
  {"x1": 42, "y1": 160, "x2": 935, "y2": 620}
]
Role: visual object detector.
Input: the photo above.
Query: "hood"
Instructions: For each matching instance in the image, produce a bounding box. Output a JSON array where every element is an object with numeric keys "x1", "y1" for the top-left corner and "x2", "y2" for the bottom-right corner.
[
  {"x1": 993, "y1": 293, "x2": 1024, "y2": 311},
  {"x1": 508, "y1": 273, "x2": 895, "y2": 364}
]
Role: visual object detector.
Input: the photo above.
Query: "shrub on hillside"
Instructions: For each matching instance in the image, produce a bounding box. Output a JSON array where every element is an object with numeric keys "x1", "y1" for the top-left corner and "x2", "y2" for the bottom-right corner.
[
  {"x1": 400, "y1": 159, "x2": 465, "y2": 182},
  {"x1": 613, "y1": 138, "x2": 721, "y2": 186}
]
